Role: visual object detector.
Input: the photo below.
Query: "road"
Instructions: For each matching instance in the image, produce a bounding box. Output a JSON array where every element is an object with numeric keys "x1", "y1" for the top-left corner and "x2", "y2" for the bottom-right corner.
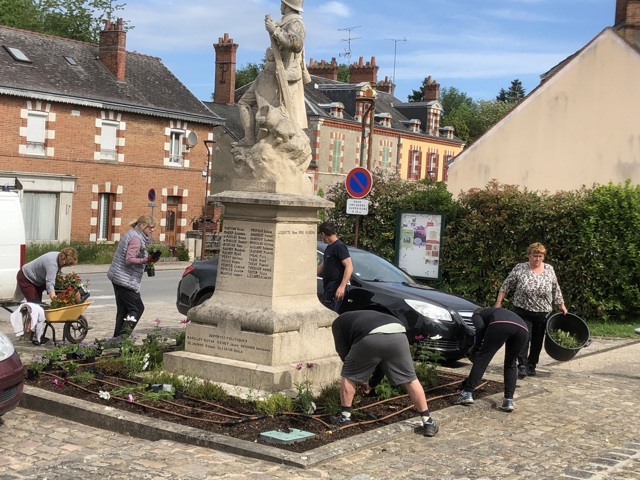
[{"x1": 0, "y1": 267, "x2": 188, "y2": 342}]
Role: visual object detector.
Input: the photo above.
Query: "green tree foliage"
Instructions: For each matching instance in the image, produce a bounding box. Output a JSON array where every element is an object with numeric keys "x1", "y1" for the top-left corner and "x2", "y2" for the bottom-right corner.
[
  {"x1": 322, "y1": 171, "x2": 460, "y2": 262},
  {"x1": 0, "y1": 0, "x2": 129, "y2": 43},
  {"x1": 235, "y1": 62, "x2": 263, "y2": 89},
  {"x1": 496, "y1": 79, "x2": 526, "y2": 102},
  {"x1": 337, "y1": 64, "x2": 350, "y2": 83},
  {"x1": 322, "y1": 176, "x2": 640, "y2": 324}
]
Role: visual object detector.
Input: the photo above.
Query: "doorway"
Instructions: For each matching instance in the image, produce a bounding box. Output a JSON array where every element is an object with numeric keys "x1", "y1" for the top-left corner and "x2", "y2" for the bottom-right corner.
[{"x1": 165, "y1": 196, "x2": 179, "y2": 247}]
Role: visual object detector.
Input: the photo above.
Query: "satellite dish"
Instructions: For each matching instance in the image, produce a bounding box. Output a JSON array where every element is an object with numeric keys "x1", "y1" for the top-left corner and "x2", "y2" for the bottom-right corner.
[{"x1": 186, "y1": 131, "x2": 198, "y2": 148}]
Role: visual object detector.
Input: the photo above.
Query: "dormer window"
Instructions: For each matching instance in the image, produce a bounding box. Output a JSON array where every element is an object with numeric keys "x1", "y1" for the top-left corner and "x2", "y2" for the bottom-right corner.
[{"x1": 3, "y1": 45, "x2": 31, "y2": 63}]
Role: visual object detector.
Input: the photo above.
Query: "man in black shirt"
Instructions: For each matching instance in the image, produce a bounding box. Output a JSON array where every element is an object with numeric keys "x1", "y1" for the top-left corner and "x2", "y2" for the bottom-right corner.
[
  {"x1": 317, "y1": 221, "x2": 353, "y2": 312},
  {"x1": 331, "y1": 310, "x2": 439, "y2": 437},
  {"x1": 453, "y1": 307, "x2": 529, "y2": 412}
]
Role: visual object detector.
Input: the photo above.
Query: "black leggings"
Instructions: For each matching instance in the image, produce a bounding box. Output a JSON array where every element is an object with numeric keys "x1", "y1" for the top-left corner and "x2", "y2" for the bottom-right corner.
[
  {"x1": 512, "y1": 307, "x2": 549, "y2": 368},
  {"x1": 462, "y1": 322, "x2": 528, "y2": 399},
  {"x1": 112, "y1": 283, "x2": 145, "y2": 337}
]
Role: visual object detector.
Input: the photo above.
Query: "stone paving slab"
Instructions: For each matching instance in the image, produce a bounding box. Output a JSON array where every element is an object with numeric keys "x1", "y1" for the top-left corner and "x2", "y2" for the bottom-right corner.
[{"x1": 1, "y1": 338, "x2": 639, "y2": 479}]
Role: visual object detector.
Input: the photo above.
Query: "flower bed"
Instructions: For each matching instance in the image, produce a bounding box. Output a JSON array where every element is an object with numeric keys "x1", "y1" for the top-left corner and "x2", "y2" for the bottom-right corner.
[{"x1": 24, "y1": 324, "x2": 503, "y2": 452}]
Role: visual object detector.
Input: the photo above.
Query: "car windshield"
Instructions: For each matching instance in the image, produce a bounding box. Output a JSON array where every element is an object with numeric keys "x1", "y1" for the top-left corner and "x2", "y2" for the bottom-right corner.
[{"x1": 349, "y1": 249, "x2": 415, "y2": 283}]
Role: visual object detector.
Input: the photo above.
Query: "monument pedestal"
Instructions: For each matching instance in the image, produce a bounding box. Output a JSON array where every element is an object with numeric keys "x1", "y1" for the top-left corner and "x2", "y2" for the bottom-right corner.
[{"x1": 164, "y1": 191, "x2": 343, "y2": 391}]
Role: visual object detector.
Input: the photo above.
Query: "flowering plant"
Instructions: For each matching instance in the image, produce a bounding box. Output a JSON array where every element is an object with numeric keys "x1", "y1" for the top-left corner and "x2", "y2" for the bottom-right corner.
[{"x1": 51, "y1": 272, "x2": 89, "y2": 308}]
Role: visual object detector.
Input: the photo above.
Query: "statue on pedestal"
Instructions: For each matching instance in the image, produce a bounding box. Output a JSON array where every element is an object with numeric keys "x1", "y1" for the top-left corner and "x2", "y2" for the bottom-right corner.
[{"x1": 232, "y1": 0, "x2": 312, "y2": 190}]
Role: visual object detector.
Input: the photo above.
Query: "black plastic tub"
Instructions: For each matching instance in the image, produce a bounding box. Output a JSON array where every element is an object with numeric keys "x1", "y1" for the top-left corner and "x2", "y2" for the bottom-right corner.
[{"x1": 544, "y1": 312, "x2": 591, "y2": 361}]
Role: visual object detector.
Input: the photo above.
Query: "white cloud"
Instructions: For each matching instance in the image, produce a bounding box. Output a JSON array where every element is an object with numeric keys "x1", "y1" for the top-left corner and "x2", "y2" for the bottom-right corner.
[{"x1": 315, "y1": 1, "x2": 351, "y2": 17}]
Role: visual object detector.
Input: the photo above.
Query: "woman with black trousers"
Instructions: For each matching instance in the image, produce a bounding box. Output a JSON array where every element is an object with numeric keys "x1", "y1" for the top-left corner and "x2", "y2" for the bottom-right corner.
[
  {"x1": 495, "y1": 242, "x2": 567, "y2": 377},
  {"x1": 453, "y1": 307, "x2": 529, "y2": 412}
]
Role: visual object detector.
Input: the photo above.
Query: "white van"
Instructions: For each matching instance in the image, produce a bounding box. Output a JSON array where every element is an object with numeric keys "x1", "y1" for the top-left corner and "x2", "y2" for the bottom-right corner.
[{"x1": 0, "y1": 180, "x2": 26, "y2": 307}]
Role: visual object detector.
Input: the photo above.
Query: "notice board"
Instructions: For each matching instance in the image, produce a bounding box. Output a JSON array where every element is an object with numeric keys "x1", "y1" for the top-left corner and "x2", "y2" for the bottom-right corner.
[{"x1": 394, "y1": 211, "x2": 444, "y2": 280}]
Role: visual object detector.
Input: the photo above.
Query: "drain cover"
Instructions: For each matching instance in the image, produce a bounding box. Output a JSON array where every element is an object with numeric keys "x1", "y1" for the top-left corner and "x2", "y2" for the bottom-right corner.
[{"x1": 259, "y1": 428, "x2": 315, "y2": 444}]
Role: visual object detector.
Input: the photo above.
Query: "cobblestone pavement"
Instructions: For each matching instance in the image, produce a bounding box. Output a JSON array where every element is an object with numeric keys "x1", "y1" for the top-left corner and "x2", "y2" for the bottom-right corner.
[
  {"x1": 1, "y1": 337, "x2": 639, "y2": 479},
  {"x1": 1, "y1": 263, "x2": 639, "y2": 479}
]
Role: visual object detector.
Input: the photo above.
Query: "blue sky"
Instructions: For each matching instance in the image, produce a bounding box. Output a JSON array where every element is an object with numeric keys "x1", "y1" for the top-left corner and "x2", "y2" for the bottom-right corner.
[{"x1": 124, "y1": 0, "x2": 615, "y2": 103}]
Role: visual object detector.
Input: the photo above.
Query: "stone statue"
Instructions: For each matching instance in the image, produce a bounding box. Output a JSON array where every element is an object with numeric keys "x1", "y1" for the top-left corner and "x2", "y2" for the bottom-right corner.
[{"x1": 231, "y1": 0, "x2": 313, "y2": 195}]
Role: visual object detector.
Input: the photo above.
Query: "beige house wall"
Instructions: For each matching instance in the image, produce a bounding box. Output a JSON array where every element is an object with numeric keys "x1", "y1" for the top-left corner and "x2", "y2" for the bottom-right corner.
[{"x1": 446, "y1": 30, "x2": 640, "y2": 196}]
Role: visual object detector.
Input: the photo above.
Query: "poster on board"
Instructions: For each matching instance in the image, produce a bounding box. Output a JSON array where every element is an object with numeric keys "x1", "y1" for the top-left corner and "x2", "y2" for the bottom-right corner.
[{"x1": 394, "y1": 211, "x2": 444, "y2": 280}]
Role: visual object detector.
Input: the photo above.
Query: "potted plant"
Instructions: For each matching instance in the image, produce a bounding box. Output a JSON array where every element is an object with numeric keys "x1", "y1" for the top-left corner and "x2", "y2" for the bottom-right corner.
[
  {"x1": 26, "y1": 356, "x2": 48, "y2": 379},
  {"x1": 52, "y1": 272, "x2": 90, "y2": 308}
]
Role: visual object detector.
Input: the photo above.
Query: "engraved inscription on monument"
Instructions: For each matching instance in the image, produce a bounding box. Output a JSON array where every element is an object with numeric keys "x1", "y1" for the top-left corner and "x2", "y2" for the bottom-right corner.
[
  {"x1": 186, "y1": 331, "x2": 273, "y2": 357},
  {"x1": 247, "y1": 228, "x2": 274, "y2": 280},
  {"x1": 218, "y1": 225, "x2": 275, "y2": 281}
]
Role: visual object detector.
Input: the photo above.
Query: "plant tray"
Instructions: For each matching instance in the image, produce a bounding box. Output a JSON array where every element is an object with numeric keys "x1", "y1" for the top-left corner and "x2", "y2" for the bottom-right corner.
[{"x1": 45, "y1": 301, "x2": 92, "y2": 322}]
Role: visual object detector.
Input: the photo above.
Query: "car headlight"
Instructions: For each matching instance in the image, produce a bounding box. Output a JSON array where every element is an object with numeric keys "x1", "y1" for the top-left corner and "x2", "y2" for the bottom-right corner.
[
  {"x1": 404, "y1": 299, "x2": 453, "y2": 322},
  {"x1": 0, "y1": 332, "x2": 16, "y2": 361}
]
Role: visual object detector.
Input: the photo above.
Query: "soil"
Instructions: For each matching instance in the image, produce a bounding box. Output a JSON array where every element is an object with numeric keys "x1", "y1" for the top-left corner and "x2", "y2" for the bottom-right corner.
[{"x1": 24, "y1": 361, "x2": 503, "y2": 453}]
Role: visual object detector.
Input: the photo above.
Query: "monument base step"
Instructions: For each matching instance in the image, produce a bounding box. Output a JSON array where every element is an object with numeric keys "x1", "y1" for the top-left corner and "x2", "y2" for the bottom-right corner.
[{"x1": 163, "y1": 350, "x2": 343, "y2": 392}]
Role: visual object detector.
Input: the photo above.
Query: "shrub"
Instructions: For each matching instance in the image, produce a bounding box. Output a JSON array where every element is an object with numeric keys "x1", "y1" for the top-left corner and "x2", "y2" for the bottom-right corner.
[{"x1": 255, "y1": 392, "x2": 293, "y2": 415}]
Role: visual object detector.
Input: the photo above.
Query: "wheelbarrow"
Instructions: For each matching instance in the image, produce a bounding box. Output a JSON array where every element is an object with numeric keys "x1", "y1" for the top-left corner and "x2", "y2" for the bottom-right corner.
[{"x1": 42, "y1": 301, "x2": 93, "y2": 345}]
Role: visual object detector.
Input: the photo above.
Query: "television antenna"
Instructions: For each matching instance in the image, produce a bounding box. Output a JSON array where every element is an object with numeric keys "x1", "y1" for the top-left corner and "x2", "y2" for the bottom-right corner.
[
  {"x1": 339, "y1": 26, "x2": 361, "y2": 61},
  {"x1": 390, "y1": 37, "x2": 407, "y2": 86}
]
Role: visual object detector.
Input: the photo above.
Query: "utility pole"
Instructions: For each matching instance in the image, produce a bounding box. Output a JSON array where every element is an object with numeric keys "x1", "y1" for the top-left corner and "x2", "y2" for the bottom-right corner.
[
  {"x1": 338, "y1": 26, "x2": 361, "y2": 61},
  {"x1": 390, "y1": 37, "x2": 407, "y2": 86}
]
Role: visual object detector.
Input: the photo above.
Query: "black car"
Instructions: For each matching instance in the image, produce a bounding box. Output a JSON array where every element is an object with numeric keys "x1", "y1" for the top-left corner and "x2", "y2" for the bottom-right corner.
[{"x1": 176, "y1": 242, "x2": 479, "y2": 360}]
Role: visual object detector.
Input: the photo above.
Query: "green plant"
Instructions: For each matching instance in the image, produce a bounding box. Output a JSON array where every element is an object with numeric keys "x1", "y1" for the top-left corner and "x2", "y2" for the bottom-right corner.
[
  {"x1": 27, "y1": 355, "x2": 49, "y2": 373},
  {"x1": 140, "y1": 390, "x2": 174, "y2": 402},
  {"x1": 292, "y1": 362, "x2": 316, "y2": 414},
  {"x1": 549, "y1": 329, "x2": 582, "y2": 348},
  {"x1": 255, "y1": 392, "x2": 293, "y2": 416},
  {"x1": 315, "y1": 381, "x2": 341, "y2": 415},
  {"x1": 62, "y1": 361, "x2": 80, "y2": 375},
  {"x1": 411, "y1": 338, "x2": 442, "y2": 389},
  {"x1": 95, "y1": 356, "x2": 128, "y2": 377},
  {"x1": 76, "y1": 342, "x2": 101, "y2": 358},
  {"x1": 183, "y1": 378, "x2": 228, "y2": 401},
  {"x1": 68, "y1": 371, "x2": 95, "y2": 383},
  {"x1": 374, "y1": 377, "x2": 402, "y2": 400},
  {"x1": 176, "y1": 242, "x2": 190, "y2": 261},
  {"x1": 111, "y1": 384, "x2": 147, "y2": 397}
]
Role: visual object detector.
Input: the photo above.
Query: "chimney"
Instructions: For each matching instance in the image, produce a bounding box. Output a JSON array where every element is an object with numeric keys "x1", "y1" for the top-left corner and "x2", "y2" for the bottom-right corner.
[
  {"x1": 622, "y1": 0, "x2": 640, "y2": 47},
  {"x1": 213, "y1": 33, "x2": 239, "y2": 105},
  {"x1": 616, "y1": 0, "x2": 629, "y2": 25},
  {"x1": 349, "y1": 56, "x2": 379, "y2": 84},
  {"x1": 99, "y1": 18, "x2": 126, "y2": 81},
  {"x1": 375, "y1": 112, "x2": 392, "y2": 128},
  {"x1": 422, "y1": 76, "x2": 440, "y2": 102},
  {"x1": 376, "y1": 76, "x2": 395, "y2": 95},
  {"x1": 307, "y1": 57, "x2": 339, "y2": 80},
  {"x1": 441, "y1": 126, "x2": 455, "y2": 139},
  {"x1": 329, "y1": 102, "x2": 344, "y2": 118}
]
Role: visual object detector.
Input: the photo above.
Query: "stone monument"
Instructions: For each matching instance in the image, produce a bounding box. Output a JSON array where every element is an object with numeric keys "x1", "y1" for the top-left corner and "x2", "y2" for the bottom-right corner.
[{"x1": 164, "y1": 0, "x2": 343, "y2": 391}]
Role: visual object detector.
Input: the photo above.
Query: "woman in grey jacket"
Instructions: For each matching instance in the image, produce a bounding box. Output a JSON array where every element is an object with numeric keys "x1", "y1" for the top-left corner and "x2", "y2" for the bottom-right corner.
[{"x1": 107, "y1": 215, "x2": 157, "y2": 337}]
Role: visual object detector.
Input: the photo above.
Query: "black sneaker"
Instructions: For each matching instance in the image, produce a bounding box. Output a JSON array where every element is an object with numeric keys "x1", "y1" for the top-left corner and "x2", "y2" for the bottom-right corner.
[
  {"x1": 423, "y1": 418, "x2": 439, "y2": 437},
  {"x1": 329, "y1": 414, "x2": 352, "y2": 427},
  {"x1": 518, "y1": 365, "x2": 528, "y2": 378},
  {"x1": 527, "y1": 365, "x2": 536, "y2": 376}
]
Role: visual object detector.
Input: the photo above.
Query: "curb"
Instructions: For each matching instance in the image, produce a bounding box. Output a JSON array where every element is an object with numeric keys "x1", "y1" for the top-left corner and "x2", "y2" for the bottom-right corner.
[{"x1": 20, "y1": 374, "x2": 544, "y2": 469}]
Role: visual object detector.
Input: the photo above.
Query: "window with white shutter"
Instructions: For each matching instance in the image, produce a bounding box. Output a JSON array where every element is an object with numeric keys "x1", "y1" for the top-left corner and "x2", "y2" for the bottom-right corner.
[{"x1": 26, "y1": 112, "x2": 46, "y2": 156}]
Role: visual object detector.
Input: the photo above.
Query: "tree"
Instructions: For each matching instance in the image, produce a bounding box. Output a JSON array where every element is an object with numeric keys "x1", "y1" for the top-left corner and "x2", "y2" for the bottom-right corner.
[
  {"x1": 407, "y1": 77, "x2": 430, "y2": 102},
  {"x1": 0, "y1": 0, "x2": 129, "y2": 43},
  {"x1": 235, "y1": 62, "x2": 262, "y2": 89},
  {"x1": 337, "y1": 64, "x2": 350, "y2": 83},
  {"x1": 496, "y1": 79, "x2": 526, "y2": 103}
]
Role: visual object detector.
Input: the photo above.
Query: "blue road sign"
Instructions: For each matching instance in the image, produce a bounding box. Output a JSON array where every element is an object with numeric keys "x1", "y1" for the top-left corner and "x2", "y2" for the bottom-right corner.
[{"x1": 345, "y1": 167, "x2": 373, "y2": 199}]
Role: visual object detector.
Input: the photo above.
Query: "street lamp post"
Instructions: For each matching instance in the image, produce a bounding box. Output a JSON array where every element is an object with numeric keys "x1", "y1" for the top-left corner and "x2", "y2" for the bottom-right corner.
[{"x1": 201, "y1": 140, "x2": 216, "y2": 260}]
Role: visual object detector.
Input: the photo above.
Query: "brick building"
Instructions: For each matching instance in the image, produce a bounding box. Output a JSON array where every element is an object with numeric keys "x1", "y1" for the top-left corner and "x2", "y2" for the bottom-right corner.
[
  {"x1": 204, "y1": 34, "x2": 465, "y2": 194},
  {"x1": 0, "y1": 20, "x2": 222, "y2": 246}
]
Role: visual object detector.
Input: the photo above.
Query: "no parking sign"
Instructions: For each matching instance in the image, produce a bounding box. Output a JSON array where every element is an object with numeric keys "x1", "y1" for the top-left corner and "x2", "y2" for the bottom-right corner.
[{"x1": 345, "y1": 167, "x2": 372, "y2": 199}]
